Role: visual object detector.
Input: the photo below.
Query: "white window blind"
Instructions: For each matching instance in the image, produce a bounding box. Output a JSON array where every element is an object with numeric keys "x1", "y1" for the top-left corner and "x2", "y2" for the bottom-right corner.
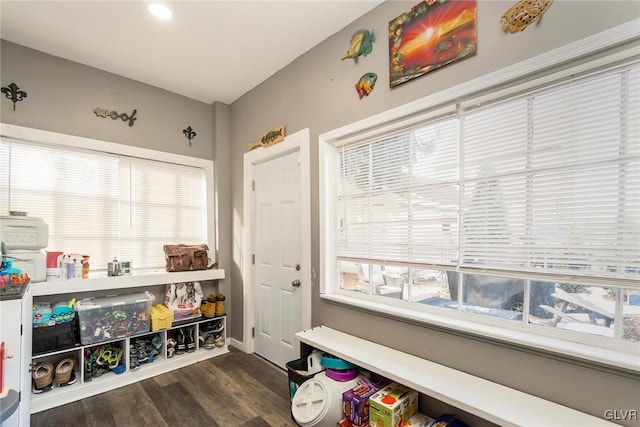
[
  {"x1": 337, "y1": 117, "x2": 460, "y2": 266},
  {"x1": 462, "y1": 66, "x2": 640, "y2": 280},
  {"x1": 0, "y1": 140, "x2": 207, "y2": 271},
  {"x1": 335, "y1": 63, "x2": 639, "y2": 283}
]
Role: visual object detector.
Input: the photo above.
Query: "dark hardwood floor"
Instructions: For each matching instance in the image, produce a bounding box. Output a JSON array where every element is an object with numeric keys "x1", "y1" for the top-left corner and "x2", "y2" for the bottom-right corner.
[{"x1": 30, "y1": 346, "x2": 298, "y2": 427}]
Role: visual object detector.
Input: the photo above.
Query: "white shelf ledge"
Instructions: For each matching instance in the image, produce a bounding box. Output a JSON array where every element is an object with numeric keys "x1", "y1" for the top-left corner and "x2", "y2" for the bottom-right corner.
[
  {"x1": 295, "y1": 326, "x2": 616, "y2": 427},
  {"x1": 31, "y1": 269, "x2": 225, "y2": 296}
]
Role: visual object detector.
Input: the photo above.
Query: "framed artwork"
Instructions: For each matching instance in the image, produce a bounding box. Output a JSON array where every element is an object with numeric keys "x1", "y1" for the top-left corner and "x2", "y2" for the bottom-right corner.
[{"x1": 389, "y1": 0, "x2": 477, "y2": 87}]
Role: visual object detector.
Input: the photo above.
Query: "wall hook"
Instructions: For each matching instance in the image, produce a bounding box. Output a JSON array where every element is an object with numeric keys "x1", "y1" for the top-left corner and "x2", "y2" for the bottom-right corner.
[
  {"x1": 1, "y1": 82, "x2": 28, "y2": 111},
  {"x1": 183, "y1": 126, "x2": 197, "y2": 146}
]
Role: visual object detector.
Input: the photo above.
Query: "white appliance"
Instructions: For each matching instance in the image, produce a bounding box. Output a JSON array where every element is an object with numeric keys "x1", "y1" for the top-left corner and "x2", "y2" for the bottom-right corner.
[{"x1": 0, "y1": 214, "x2": 48, "y2": 283}]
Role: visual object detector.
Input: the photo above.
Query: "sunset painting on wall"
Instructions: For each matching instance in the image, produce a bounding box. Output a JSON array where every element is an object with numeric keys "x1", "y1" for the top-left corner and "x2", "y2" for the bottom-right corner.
[{"x1": 389, "y1": 0, "x2": 477, "y2": 87}]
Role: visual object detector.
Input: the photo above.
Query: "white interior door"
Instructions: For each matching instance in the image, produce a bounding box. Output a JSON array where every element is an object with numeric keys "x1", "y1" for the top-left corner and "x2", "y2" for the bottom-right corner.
[{"x1": 253, "y1": 150, "x2": 301, "y2": 369}]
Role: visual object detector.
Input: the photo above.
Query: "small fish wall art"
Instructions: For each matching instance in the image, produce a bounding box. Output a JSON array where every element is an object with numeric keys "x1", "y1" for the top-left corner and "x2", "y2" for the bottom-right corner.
[
  {"x1": 342, "y1": 29, "x2": 374, "y2": 63},
  {"x1": 355, "y1": 72, "x2": 377, "y2": 99},
  {"x1": 500, "y1": 0, "x2": 553, "y2": 34}
]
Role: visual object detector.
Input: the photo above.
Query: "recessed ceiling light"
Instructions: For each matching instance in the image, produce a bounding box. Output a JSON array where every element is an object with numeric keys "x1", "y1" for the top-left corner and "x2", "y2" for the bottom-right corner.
[{"x1": 148, "y1": 3, "x2": 172, "y2": 20}]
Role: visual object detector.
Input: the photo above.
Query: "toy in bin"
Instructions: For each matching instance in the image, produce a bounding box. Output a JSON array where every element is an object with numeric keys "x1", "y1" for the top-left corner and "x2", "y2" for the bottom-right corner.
[
  {"x1": 75, "y1": 291, "x2": 154, "y2": 345},
  {"x1": 33, "y1": 298, "x2": 75, "y2": 327},
  {"x1": 0, "y1": 250, "x2": 30, "y2": 296}
]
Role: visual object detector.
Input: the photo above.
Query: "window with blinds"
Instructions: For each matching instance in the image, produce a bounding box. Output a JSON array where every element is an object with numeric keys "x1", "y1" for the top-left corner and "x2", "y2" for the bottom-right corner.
[
  {"x1": 336, "y1": 63, "x2": 639, "y2": 282},
  {"x1": 0, "y1": 140, "x2": 207, "y2": 271},
  {"x1": 329, "y1": 60, "x2": 640, "y2": 352}
]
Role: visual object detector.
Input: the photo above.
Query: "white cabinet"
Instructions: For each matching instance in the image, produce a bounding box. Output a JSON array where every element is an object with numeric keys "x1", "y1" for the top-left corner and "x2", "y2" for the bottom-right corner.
[
  {"x1": 0, "y1": 284, "x2": 32, "y2": 427},
  {"x1": 28, "y1": 270, "x2": 226, "y2": 414}
]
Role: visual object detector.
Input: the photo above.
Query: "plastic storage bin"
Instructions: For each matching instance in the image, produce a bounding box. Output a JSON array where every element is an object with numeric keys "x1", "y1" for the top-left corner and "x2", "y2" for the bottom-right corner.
[
  {"x1": 150, "y1": 304, "x2": 173, "y2": 331},
  {"x1": 76, "y1": 291, "x2": 154, "y2": 345}
]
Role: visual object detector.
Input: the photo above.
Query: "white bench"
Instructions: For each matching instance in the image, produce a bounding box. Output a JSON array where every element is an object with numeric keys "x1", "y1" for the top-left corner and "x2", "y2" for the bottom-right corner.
[{"x1": 295, "y1": 326, "x2": 616, "y2": 427}]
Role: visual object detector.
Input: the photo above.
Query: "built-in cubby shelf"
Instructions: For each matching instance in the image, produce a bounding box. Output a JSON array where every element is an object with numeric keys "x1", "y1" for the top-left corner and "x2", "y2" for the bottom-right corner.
[{"x1": 30, "y1": 269, "x2": 226, "y2": 414}]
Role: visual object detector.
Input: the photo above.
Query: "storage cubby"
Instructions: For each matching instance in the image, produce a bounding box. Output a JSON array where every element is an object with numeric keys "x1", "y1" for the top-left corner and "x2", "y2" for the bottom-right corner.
[{"x1": 29, "y1": 269, "x2": 227, "y2": 414}]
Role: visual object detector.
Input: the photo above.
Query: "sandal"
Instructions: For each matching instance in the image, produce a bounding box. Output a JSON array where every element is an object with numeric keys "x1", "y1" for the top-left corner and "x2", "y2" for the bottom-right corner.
[
  {"x1": 55, "y1": 357, "x2": 75, "y2": 385},
  {"x1": 32, "y1": 361, "x2": 54, "y2": 391}
]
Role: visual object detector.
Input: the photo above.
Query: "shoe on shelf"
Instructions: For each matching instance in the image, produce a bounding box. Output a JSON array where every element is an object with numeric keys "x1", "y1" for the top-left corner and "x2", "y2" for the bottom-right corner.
[
  {"x1": 167, "y1": 337, "x2": 177, "y2": 359},
  {"x1": 32, "y1": 361, "x2": 54, "y2": 392},
  {"x1": 186, "y1": 327, "x2": 196, "y2": 353},
  {"x1": 135, "y1": 341, "x2": 149, "y2": 363},
  {"x1": 213, "y1": 333, "x2": 225, "y2": 347},
  {"x1": 55, "y1": 357, "x2": 75, "y2": 385},
  {"x1": 107, "y1": 347, "x2": 123, "y2": 369},
  {"x1": 206, "y1": 319, "x2": 224, "y2": 334},
  {"x1": 84, "y1": 348, "x2": 93, "y2": 382},
  {"x1": 151, "y1": 334, "x2": 163, "y2": 351},
  {"x1": 215, "y1": 294, "x2": 225, "y2": 317},
  {"x1": 176, "y1": 329, "x2": 186, "y2": 355},
  {"x1": 201, "y1": 299, "x2": 216, "y2": 318},
  {"x1": 204, "y1": 334, "x2": 216, "y2": 349},
  {"x1": 96, "y1": 345, "x2": 113, "y2": 366},
  {"x1": 130, "y1": 346, "x2": 140, "y2": 370}
]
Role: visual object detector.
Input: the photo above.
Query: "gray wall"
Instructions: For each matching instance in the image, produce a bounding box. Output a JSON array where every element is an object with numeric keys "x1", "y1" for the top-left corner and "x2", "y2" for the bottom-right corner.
[
  {"x1": 229, "y1": 1, "x2": 640, "y2": 425},
  {"x1": 0, "y1": 39, "x2": 233, "y2": 315},
  {"x1": 2, "y1": 0, "x2": 639, "y2": 424}
]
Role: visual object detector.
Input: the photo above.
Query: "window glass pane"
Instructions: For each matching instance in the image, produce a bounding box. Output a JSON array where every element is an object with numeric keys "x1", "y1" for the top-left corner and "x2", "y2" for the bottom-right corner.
[
  {"x1": 536, "y1": 284, "x2": 617, "y2": 339},
  {"x1": 623, "y1": 289, "x2": 640, "y2": 342},
  {"x1": 408, "y1": 268, "x2": 450, "y2": 303},
  {"x1": 442, "y1": 272, "x2": 525, "y2": 320}
]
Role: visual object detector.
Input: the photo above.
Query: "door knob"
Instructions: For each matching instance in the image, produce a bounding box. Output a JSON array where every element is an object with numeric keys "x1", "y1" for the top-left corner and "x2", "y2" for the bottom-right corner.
[{"x1": 292, "y1": 279, "x2": 301, "y2": 287}]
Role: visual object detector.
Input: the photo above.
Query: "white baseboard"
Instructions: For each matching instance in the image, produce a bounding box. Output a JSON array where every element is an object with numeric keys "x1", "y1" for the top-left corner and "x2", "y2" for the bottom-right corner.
[{"x1": 229, "y1": 337, "x2": 248, "y2": 352}]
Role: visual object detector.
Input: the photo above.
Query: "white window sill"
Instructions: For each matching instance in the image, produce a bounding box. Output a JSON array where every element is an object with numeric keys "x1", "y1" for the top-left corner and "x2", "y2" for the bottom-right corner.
[{"x1": 320, "y1": 293, "x2": 640, "y2": 374}]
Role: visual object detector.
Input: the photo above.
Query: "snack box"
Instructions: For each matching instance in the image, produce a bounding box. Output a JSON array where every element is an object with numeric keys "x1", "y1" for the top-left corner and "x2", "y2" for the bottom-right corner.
[
  {"x1": 368, "y1": 382, "x2": 418, "y2": 427},
  {"x1": 404, "y1": 413, "x2": 435, "y2": 426},
  {"x1": 76, "y1": 291, "x2": 154, "y2": 345},
  {"x1": 342, "y1": 377, "x2": 389, "y2": 425}
]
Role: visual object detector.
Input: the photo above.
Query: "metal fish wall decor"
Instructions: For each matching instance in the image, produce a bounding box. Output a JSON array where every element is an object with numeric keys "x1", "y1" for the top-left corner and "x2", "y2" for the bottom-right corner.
[{"x1": 500, "y1": 0, "x2": 553, "y2": 33}]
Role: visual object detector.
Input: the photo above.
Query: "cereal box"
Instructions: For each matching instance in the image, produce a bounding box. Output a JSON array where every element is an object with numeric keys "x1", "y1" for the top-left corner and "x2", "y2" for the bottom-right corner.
[{"x1": 368, "y1": 382, "x2": 418, "y2": 427}]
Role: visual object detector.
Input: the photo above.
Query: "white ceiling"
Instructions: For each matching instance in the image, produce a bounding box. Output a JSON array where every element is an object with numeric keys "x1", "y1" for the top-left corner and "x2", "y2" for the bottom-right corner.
[{"x1": 0, "y1": 1, "x2": 383, "y2": 105}]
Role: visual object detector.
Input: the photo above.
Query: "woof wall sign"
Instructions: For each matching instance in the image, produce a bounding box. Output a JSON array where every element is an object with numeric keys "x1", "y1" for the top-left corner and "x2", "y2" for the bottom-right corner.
[{"x1": 94, "y1": 107, "x2": 138, "y2": 127}]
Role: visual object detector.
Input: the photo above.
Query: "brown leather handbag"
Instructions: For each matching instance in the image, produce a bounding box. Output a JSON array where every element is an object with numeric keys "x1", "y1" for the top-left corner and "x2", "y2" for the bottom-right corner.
[{"x1": 163, "y1": 244, "x2": 210, "y2": 272}]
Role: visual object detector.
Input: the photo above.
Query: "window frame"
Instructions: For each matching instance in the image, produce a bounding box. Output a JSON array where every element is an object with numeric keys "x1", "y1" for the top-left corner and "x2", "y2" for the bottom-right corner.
[
  {"x1": 319, "y1": 20, "x2": 640, "y2": 372},
  {"x1": 0, "y1": 123, "x2": 216, "y2": 271}
]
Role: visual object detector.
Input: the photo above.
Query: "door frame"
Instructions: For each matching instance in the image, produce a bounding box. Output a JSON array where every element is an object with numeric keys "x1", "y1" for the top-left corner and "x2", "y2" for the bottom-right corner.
[{"x1": 242, "y1": 128, "x2": 311, "y2": 354}]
